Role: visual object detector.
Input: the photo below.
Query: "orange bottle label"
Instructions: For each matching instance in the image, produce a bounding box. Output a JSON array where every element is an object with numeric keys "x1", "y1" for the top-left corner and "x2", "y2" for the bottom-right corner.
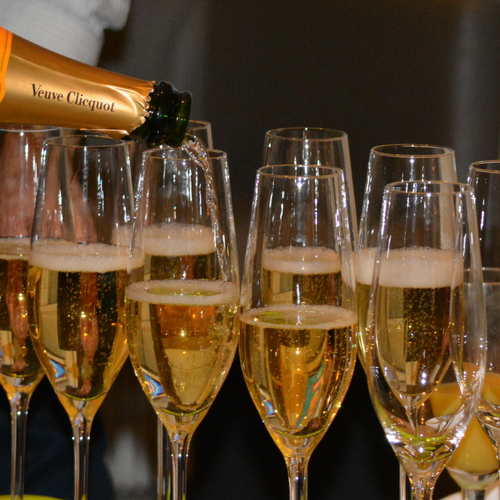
[{"x1": 0, "y1": 27, "x2": 12, "y2": 103}]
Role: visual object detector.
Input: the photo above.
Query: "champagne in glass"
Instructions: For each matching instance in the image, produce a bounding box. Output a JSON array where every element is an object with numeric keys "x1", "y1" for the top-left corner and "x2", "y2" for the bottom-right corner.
[
  {"x1": 126, "y1": 148, "x2": 239, "y2": 500},
  {"x1": 239, "y1": 165, "x2": 357, "y2": 500},
  {"x1": 365, "y1": 181, "x2": 486, "y2": 500},
  {"x1": 357, "y1": 144, "x2": 457, "y2": 370},
  {"x1": 0, "y1": 124, "x2": 60, "y2": 500},
  {"x1": 28, "y1": 134, "x2": 137, "y2": 500},
  {"x1": 156, "y1": 119, "x2": 214, "y2": 500}
]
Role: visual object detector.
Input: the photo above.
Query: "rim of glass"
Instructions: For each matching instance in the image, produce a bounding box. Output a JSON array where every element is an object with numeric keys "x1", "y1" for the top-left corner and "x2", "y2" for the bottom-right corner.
[
  {"x1": 44, "y1": 134, "x2": 126, "y2": 148},
  {"x1": 371, "y1": 144, "x2": 455, "y2": 158},
  {"x1": 265, "y1": 127, "x2": 347, "y2": 141},
  {"x1": 384, "y1": 179, "x2": 470, "y2": 195},
  {"x1": 187, "y1": 120, "x2": 211, "y2": 131},
  {"x1": 469, "y1": 160, "x2": 500, "y2": 174},
  {"x1": 144, "y1": 148, "x2": 225, "y2": 160},
  {"x1": 258, "y1": 164, "x2": 343, "y2": 178},
  {"x1": 0, "y1": 124, "x2": 60, "y2": 133}
]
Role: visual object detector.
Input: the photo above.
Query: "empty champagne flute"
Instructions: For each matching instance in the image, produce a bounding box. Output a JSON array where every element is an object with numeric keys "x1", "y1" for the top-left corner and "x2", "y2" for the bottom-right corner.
[
  {"x1": 239, "y1": 165, "x2": 357, "y2": 500},
  {"x1": 465, "y1": 161, "x2": 500, "y2": 498},
  {"x1": 365, "y1": 180, "x2": 486, "y2": 500},
  {"x1": 126, "y1": 148, "x2": 240, "y2": 500},
  {"x1": 28, "y1": 134, "x2": 136, "y2": 500},
  {"x1": 263, "y1": 127, "x2": 357, "y2": 241},
  {"x1": 0, "y1": 124, "x2": 60, "y2": 500}
]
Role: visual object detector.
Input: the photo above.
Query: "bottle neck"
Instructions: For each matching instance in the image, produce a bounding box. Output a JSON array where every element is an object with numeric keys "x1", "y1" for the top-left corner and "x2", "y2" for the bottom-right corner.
[{"x1": 132, "y1": 81, "x2": 191, "y2": 148}]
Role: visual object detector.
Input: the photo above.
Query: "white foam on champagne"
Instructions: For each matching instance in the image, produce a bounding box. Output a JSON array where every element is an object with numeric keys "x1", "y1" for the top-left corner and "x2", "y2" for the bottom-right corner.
[
  {"x1": 30, "y1": 241, "x2": 139, "y2": 273},
  {"x1": 354, "y1": 247, "x2": 377, "y2": 286},
  {"x1": 126, "y1": 279, "x2": 239, "y2": 306},
  {"x1": 240, "y1": 304, "x2": 356, "y2": 330},
  {"x1": 262, "y1": 246, "x2": 341, "y2": 275},
  {"x1": 0, "y1": 237, "x2": 31, "y2": 260},
  {"x1": 378, "y1": 248, "x2": 462, "y2": 288},
  {"x1": 143, "y1": 223, "x2": 215, "y2": 257}
]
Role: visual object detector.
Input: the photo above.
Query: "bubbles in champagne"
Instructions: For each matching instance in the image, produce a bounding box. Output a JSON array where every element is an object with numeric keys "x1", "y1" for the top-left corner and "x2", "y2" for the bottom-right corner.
[{"x1": 239, "y1": 304, "x2": 357, "y2": 456}]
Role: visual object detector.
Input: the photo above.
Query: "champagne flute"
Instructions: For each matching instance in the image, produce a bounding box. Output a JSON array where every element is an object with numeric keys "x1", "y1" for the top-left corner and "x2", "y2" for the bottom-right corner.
[
  {"x1": 239, "y1": 165, "x2": 357, "y2": 500},
  {"x1": 365, "y1": 180, "x2": 486, "y2": 500},
  {"x1": 156, "y1": 119, "x2": 214, "y2": 500},
  {"x1": 357, "y1": 144, "x2": 457, "y2": 500},
  {"x1": 126, "y1": 148, "x2": 240, "y2": 500},
  {"x1": 263, "y1": 127, "x2": 357, "y2": 241},
  {"x1": 0, "y1": 124, "x2": 60, "y2": 500},
  {"x1": 28, "y1": 134, "x2": 136, "y2": 500},
  {"x1": 466, "y1": 161, "x2": 500, "y2": 498}
]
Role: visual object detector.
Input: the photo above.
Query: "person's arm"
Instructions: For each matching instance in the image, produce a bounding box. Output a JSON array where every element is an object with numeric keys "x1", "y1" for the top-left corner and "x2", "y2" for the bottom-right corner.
[{"x1": 0, "y1": 0, "x2": 131, "y2": 65}]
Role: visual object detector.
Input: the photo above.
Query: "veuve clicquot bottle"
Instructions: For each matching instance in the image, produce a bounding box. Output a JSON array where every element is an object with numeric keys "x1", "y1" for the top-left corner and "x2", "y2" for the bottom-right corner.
[{"x1": 0, "y1": 26, "x2": 191, "y2": 147}]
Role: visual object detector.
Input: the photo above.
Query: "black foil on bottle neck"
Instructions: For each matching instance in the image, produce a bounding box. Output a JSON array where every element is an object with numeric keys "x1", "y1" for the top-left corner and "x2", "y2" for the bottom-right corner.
[{"x1": 131, "y1": 81, "x2": 191, "y2": 148}]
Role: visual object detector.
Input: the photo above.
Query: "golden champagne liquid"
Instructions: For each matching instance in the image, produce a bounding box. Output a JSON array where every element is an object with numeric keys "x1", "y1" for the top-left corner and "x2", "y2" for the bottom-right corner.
[
  {"x1": 28, "y1": 242, "x2": 140, "y2": 420},
  {"x1": 354, "y1": 247, "x2": 376, "y2": 371},
  {"x1": 0, "y1": 238, "x2": 43, "y2": 395},
  {"x1": 372, "y1": 248, "x2": 462, "y2": 400},
  {"x1": 126, "y1": 279, "x2": 239, "y2": 434},
  {"x1": 239, "y1": 304, "x2": 357, "y2": 458}
]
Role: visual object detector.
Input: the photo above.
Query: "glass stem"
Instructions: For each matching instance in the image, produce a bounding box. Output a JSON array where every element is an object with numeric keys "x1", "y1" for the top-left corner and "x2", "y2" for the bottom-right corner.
[
  {"x1": 286, "y1": 454, "x2": 310, "y2": 500},
  {"x1": 400, "y1": 464, "x2": 407, "y2": 500},
  {"x1": 10, "y1": 391, "x2": 31, "y2": 500},
  {"x1": 170, "y1": 429, "x2": 190, "y2": 500},
  {"x1": 72, "y1": 412, "x2": 92, "y2": 500},
  {"x1": 410, "y1": 478, "x2": 434, "y2": 500},
  {"x1": 158, "y1": 421, "x2": 171, "y2": 500},
  {"x1": 462, "y1": 490, "x2": 487, "y2": 500}
]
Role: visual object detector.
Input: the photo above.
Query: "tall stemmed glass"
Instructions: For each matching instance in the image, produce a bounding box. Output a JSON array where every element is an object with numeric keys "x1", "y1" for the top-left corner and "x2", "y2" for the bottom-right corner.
[
  {"x1": 126, "y1": 148, "x2": 240, "y2": 500},
  {"x1": 0, "y1": 124, "x2": 59, "y2": 500},
  {"x1": 365, "y1": 181, "x2": 486, "y2": 500},
  {"x1": 28, "y1": 134, "x2": 136, "y2": 500},
  {"x1": 466, "y1": 161, "x2": 500, "y2": 498},
  {"x1": 356, "y1": 144, "x2": 457, "y2": 500},
  {"x1": 239, "y1": 165, "x2": 358, "y2": 500},
  {"x1": 263, "y1": 127, "x2": 357, "y2": 241},
  {"x1": 156, "y1": 119, "x2": 214, "y2": 500}
]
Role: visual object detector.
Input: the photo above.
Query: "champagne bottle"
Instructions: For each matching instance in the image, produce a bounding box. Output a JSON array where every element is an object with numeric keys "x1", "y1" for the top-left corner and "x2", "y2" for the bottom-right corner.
[{"x1": 0, "y1": 26, "x2": 191, "y2": 147}]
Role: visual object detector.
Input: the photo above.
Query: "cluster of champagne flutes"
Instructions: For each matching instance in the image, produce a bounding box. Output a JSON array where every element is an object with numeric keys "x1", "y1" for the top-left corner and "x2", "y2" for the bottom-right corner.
[{"x1": 0, "y1": 119, "x2": 499, "y2": 500}]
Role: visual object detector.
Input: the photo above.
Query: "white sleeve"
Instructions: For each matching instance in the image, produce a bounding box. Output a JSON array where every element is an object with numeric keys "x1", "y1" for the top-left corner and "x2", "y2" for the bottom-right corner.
[{"x1": 0, "y1": 0, "x2": 131, "y2": 65}]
